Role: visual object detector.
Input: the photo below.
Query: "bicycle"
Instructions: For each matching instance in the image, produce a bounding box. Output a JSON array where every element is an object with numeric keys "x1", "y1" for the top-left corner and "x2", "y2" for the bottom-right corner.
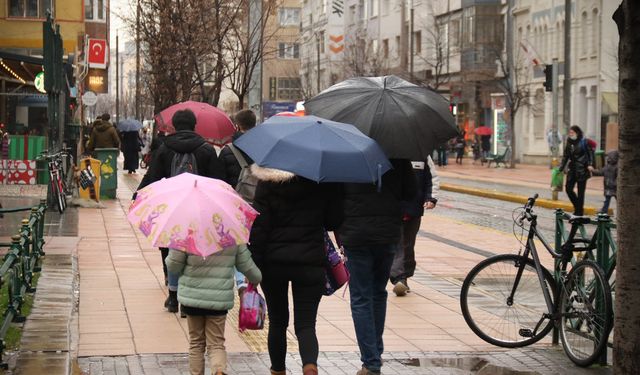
[
  {"x1": 459, "y1": 194, "x2": 613, "y2": 367},
  {"x1": 38, "y1": 148, "x2": 73, "y2": 213}
]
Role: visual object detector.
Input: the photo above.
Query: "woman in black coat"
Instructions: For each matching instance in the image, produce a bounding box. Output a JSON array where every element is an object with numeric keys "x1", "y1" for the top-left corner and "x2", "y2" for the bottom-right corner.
[
  {"x1": 559, "y1": 125, "x2": 595, "y2": 216},
  {"x1": 248, "y1": 165, "x2": 342, "y2": 375},
  {"x1": 121, "y1": 130, "x2": 141, "y2": 174}
]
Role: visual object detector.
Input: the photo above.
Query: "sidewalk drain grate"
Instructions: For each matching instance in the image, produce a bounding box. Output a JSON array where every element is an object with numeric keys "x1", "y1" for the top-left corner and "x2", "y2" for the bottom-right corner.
[{"x1": 400, "y1": 357, "x2": 541, "y2": 375}]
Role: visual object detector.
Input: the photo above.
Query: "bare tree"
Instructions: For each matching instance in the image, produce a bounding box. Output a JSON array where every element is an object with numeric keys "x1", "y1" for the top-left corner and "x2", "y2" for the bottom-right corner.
[
  {"x1": 225, "y1": 0, "x2": 280, "y2": 108},
  {"x1": 613, "y1": 2, "x2": 640, "y2": 373},
  {"x1": 342, "y1": 29, "x2": 389, "y2": 78},
  {"x1": 415, "y1": 5, "x2": 451, "y2": 90}
]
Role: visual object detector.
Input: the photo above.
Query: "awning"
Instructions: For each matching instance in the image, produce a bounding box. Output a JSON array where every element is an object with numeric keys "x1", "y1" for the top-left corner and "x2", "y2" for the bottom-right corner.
[
  {"x1": 17, "y1": 95, "x2": 48, "y2": 108},
  {"x1": 602, "y1": 92, "x2": 618, "y2": 115}
]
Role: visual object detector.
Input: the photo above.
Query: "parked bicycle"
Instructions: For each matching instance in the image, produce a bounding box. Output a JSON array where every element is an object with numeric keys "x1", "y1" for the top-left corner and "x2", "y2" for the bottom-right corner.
[
  {"x1": 38, "y1": 148, "x2": 73, "y2": 213},
  {"x1": 460, "y1": 194, "x2": 613, "y2": 367}
]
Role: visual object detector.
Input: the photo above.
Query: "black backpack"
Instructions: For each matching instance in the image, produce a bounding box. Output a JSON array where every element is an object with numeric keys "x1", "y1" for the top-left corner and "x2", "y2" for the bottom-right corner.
[{"x1": 170, "y1": 144, "x2": 205, "y2": 176}]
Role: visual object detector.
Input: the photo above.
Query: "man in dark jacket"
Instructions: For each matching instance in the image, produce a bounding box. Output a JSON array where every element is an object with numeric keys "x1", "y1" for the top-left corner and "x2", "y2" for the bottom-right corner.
[
  {"x1": 338, "y1": 159, "x2": 416, "y2": 375},
  {"x1": 219, "y1": 109, "x2": 256, "y2": 187},
  {"x1": 391, "y1": 157, "x2": 439, "y2": 297},
  {"x1": 135, "y1": 109, "x2": 225, "y2": 313},
  {"x1": 86, "y1": 119, "x2": 120, "y2": 152}
]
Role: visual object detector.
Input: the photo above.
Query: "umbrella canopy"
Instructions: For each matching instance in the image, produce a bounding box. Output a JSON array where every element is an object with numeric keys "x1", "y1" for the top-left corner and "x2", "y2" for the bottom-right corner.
[
  {"x1": 304, "y1": 75, "x2": 459, "y2": 160},
  {"x1": 127, "y1": 173, "x2": 258, "y2": 257},
  {"x1": 117, "y1": 118, "x2": 143, "y2": 132},
  {"x1": 234, "y1": 115, "x2": 392, "y2": 184},
  {"x1": 155, "y1": 101, "x2": 235, "y2": 146},
  {"x1": 474, "y1": 126, "x2": 493, "y2": 136}
]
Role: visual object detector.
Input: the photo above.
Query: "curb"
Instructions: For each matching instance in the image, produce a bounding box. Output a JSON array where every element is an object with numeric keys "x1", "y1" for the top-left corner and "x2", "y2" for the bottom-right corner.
[{"x1": 440, "y1": 183, "x2": 611, "y2": 216}]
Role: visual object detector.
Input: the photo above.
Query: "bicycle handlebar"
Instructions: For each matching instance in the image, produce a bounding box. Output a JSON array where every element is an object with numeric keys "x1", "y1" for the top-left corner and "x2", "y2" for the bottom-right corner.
[{"x1": 519, "y1": 194, "x2": 539, "y2": 225}]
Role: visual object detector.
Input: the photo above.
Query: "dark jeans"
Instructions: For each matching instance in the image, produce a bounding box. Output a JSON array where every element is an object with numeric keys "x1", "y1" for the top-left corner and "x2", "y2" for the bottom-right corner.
[
  {"x1": 566, "y1": 176, "x2": 587, "y2": 216},
  {"x1": 261, "y1": 266, "x2": 324, "y2": 372},
  {"x1": 601, "y1": 195, "x2": 616, "y2": 214},
  {"x1": 390, "y1": 217, "x2": 422, "y2": 285},
  {"x1": 437, "y1": 149, "x2": 448, "y2": 166},
  {"x1": 344, "y1": 244, "x2": 397, "y2": 372},
  {"x1": 161, "y1": 247, "x2": 169, "y2": 279}
]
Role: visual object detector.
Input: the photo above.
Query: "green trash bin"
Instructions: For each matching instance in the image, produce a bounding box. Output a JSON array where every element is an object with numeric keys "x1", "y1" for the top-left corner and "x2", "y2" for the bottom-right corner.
[
  {"x1": 595, "y1": 150, "x2": 605, "y2": 169},
  {"x1": 94, "y1": 148, "x2": 119, "y2": 199}
]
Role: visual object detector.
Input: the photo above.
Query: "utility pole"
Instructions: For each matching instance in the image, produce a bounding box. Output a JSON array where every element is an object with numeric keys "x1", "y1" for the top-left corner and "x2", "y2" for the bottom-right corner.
[
  {"x1": 316, "y1": 33, "x2": 321, "y2": 93},
  {"x1": 551, "y1": 59, "x2": 560, "y2": 200},
  {"x1": 410, "y1": 5, "x2": 414, "y2": 82},
  {"x1": 115, "y1": 32, "x2": 119, "y2": 124},
  {"x1": 247, "y1": 0, "x2": 263, "y2": 121},
  {"x1": 506, "y1": 0, "x2": 516, "y2": 167},
  {"x1": 563, "y1": 0, "x2": 571, "y2": 134},
  {"x1": 135, "y1": 0, "x2": 141, "y2": 120}
]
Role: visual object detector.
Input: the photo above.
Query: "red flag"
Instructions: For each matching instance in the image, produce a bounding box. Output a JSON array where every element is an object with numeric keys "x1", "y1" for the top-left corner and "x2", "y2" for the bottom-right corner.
[{"x1": 88, "y1": 39, "x2": 108, "y2": 69}]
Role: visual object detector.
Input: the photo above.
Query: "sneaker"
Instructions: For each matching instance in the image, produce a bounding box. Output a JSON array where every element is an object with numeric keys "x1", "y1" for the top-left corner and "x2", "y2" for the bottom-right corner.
[
  {"x1": 393, "y1": 280, "x2": 409, "y2": 297},
  {"x1": 356, "y1": 366, "x2": 380, "y2": 375}
]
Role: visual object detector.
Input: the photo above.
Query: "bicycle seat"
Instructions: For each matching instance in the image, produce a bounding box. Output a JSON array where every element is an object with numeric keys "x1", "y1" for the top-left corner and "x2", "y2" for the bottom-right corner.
[{"x1": 568, "y1": 216, "x2": 591, "y2": 225}]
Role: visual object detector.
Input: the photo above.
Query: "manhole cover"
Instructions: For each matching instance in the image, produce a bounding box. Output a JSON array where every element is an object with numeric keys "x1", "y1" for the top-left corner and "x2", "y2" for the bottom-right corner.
[{"x1": 400, "y1": 357, "x2": 540, "y2": 375}]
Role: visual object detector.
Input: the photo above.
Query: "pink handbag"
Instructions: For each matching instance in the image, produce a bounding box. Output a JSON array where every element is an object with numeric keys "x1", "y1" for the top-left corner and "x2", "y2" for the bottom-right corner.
[
  {"x1": 238, "y1": 283, "x2": 266, "y2": 332},
  {"x1": 324, "y1": 231, "x2": 350, "y2": 296}
]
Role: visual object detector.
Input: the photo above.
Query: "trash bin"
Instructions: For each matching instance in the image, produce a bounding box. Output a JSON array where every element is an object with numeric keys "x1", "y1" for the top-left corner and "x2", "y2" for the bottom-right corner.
[
  {"x1": 94, "y1": 148, "x2": 119, "y2": 199},
  {"x1": 595, "y1": 150, "x2": 605, "y2": 169}
]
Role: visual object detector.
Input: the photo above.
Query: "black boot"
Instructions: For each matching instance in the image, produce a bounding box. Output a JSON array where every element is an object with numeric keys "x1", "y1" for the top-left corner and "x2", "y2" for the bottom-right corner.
[{"x1": 167, "y1": 290, "x2": 178, "y2": 313}]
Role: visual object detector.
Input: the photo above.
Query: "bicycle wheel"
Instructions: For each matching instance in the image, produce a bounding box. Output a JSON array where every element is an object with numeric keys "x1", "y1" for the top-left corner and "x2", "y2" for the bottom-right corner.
[
  {"x1": 49, "y1": 173, "x2": 64, "y2": 213},
  {"x1": 460, "y1": 254, "x2": 557, "y2": 348},
  {"x1": 559, "y1": 260, "x2": 612, "y2": 367}
]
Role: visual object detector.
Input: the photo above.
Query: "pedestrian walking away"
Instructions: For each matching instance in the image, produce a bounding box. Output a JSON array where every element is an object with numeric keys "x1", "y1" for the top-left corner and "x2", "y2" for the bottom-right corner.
[
  {"x1": 391, "y1": 156, "x2": 439, "y2": 297},
  {"x1": 589, "y1": 150, "x2": 618, "y2": 214},
  {"x1": 454, "y1": 133, "x2": 466, "y2": 165},
  {"x1": 135, "y1": 109, "x2": 225, "y2": 313},
  {"x1": 85, "y1": 118, "x2": 120, "y2": 153},
  {"x1": 337, "y1": 159, "x2": 416, "y2": 375},
  {"x1": 121, "y1": 130, "x2": 142, "y2": 174},
  {"x1": 248, "y1": 165, "x2": 343, "y2": 375},
  {"x1": 559, "y1": 125, "x2": 595, "y2": 216}
]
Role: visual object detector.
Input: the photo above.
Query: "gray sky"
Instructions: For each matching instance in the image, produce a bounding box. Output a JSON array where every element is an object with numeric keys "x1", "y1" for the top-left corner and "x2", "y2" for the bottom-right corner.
[{"x1": 109, "y1": 0, "x2": 135, "y2": 50}]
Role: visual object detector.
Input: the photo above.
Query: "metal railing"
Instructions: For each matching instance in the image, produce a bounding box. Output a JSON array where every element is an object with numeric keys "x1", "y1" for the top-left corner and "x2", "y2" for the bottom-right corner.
[
  {"x1": 0, "y1": 200, "x2": 46, "y2": 368},
  {"x1": 552, "y1": 209, "x2": 616, "y2": 365}
]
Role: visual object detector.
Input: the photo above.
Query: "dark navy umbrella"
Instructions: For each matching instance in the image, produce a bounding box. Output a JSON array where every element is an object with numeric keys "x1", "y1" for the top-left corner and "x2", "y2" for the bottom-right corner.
[{"x1": 233, "y1": 116, "x2": 392, "y2": 184}]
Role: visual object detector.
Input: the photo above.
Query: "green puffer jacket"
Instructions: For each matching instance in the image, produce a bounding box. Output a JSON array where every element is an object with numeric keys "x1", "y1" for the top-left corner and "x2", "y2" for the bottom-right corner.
[{"x1": 165, "y1": 245, "x2": 261, "y2": 311}]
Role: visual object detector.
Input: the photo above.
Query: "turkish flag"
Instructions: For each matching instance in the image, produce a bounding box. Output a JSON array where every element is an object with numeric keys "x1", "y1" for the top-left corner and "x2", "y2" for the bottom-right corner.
[{"x1": 88, "y1": 39, "x2": 108, "y2": 69}]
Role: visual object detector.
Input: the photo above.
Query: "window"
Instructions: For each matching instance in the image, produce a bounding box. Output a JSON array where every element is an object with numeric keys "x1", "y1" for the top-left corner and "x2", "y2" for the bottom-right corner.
[
  {"x1": 9, "y1": 0, "x2": 52, "y2": 18},
  {"x1": 358, "y1": 0, "x2": 365, "y2": 21},
  {"x1": 85, "y1": 0, "x2": 105, "y2": 21},
  {"x1": 322, "y1": 0, "x2": 327, "y2": 14},
  {"x1": 581, "y1": 11, "x2": 588, "y2": 56},
  {"x1": 372, "y1": 39, "x2": 379, "y2": 54},
  {"x1": 592, "y1": 9, "x2": 599, "y2": 55},
  {"x1": 382, "y1": 0, "x2": 389, "y2": 16},
  {"x1": 368, "y1": 0, "x2": 378, "y2": 18},
  {"x1": 279, "y1": 8, "x2": 301, "y2": 26},
  {"x1": 382, "y1": 39, "x2": 389, "y2": 58},
  {"x1": 396, "y1": 35, "x2": 401, "y2": 57},
  {"x1": 449, "y1": 19, "x2": 460, "y2": 51},
  {"x1": 349, "y1": 5, "x2": 356, "y2": 25},
  {"x1": 318, "y1": 31, "x2": 325, "y2": 54},
  {"x1": 277, "y1": 78, "x2": 302, "y2": 100},
  {"x1": 414, "y1": 31, "x2": 421, "y2": 54},
  {"x1": 278, "y1": 43, "x2": 300, "y2": 59}
]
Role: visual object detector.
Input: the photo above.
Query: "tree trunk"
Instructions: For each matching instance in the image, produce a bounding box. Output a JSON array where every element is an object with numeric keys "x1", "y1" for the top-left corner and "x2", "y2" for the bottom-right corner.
[{"x1": 613, "y1": 2, "x2": 640, "y2": 373}]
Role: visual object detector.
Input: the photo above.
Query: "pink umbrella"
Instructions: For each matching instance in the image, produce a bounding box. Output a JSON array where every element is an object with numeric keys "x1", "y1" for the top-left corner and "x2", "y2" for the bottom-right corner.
[
  {"x1": 155, "y1": 101, "x2": 236, "y2": 146},
  {"x1": 127, "y1": 173, "x2": 258, "y2": 257}
]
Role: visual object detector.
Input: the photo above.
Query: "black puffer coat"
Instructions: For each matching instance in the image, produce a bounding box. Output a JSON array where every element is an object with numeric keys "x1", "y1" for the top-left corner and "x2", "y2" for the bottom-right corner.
[
  {"x1": 135, "y1": 131, "x2": 225, "y2": 195},
  {"x1": 592, "y1": 151, "x2": 618, "y2": 196},
  {"x1": 337, "y1": 159, "x2": 417, "y2": 246},
  {"x1": 248, "y1": 165, "x2": 343, "y2": 268},
  {"x1": 559, "y1": 137, "x2": 595, "y2": 182}
]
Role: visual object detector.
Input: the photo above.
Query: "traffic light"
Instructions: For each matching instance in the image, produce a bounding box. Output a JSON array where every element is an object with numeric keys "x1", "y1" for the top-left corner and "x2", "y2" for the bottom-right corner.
[{"x1": 543, "y1": 64, "x2": 553, "y2": 92}]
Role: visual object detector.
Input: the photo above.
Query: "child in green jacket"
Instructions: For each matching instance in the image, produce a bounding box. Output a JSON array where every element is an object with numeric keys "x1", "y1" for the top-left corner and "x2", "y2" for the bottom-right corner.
[{"x1": 166, "y1": 244, "x2": 261, "y2": 375}]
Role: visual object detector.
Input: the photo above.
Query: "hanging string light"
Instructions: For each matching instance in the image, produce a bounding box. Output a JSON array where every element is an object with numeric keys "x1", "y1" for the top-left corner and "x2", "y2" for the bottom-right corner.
[{"x1": 0, "y1": 59, "x2": 26, "y2": 84}]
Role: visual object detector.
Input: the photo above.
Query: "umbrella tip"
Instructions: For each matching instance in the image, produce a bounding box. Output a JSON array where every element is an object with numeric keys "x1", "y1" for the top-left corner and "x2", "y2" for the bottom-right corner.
[{"x1": 317, "y1": 120, "x2": 322, "y2": 124}]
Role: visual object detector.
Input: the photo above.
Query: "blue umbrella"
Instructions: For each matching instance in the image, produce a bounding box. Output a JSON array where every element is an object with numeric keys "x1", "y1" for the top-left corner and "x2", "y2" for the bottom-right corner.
[
  {"x1": 117, "y1": 118, "x2": 143, "y2": 132},
  {"x1": 234, "y1": 115, "x2": 392, "y2": 184}
]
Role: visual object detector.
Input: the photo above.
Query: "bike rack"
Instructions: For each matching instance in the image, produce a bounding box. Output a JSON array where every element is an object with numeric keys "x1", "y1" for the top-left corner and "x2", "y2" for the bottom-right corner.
[
  {"x1": 0, "y1": 200, "x2": 47, "y2": 368},
  {"x1": 552, "y1": 209, "x2": 616, "y2": 365}
]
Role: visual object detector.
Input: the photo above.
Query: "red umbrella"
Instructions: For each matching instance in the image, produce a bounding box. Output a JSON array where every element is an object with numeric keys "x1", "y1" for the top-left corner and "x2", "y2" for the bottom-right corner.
[
  {"x1": 155, "y1": 101, "x2": 235, "y2": 146},
  {"x1": 474, "y1": 126, "x2": 493, "y2": 136}
]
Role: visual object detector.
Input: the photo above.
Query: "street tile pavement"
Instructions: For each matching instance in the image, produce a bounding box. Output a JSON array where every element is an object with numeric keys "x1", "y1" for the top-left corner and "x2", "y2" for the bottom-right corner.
[{"x1": 77, "y1": 349, "x2": 612, "y2": 375}]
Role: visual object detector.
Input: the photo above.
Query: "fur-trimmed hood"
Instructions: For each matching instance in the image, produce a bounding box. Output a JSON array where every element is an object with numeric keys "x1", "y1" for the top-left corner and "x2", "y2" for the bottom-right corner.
[{"x1": 250, "y1": 164, "x2": 296, "y2": 182}]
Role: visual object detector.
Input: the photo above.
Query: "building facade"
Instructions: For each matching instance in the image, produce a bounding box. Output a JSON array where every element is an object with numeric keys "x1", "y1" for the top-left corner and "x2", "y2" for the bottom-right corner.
[{"x1": 511, "y1": 0, "x2": 619, "y2": 164}]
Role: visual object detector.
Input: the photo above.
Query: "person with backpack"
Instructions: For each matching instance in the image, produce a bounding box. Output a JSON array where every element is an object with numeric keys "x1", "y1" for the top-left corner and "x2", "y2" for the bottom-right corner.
[
  {"x1": 219, "y1": 109, "x2": 257, "y2": 295},
  {"x1": 248, "y1": 165, "x2": 343, "y2": 375},
  {"x1": 136, "y1": 109, "x2": 225, "y2": 312},
  {"x1": 588, "y1": 150, "x2": 619, "y2": 215},
  {"x1": 559, "y1": 125, "x2": 595, "y2": 216},
  {"x1": 338, "y1": 159, "x2": 416, "y2": 375}
]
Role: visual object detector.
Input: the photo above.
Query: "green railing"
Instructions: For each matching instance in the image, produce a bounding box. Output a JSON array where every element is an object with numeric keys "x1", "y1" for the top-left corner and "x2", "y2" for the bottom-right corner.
[
  {"x1": 553, "y1": 209, "x2": 616, "y2": 365},
  {"x1": 0, "y1": 200, "x2": 47, "y2": 369}
]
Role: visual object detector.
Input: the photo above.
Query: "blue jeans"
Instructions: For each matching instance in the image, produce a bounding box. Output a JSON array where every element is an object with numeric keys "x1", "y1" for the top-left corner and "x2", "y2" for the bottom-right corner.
[
  {"x1": 344, "y1": 244, "x2": 398, "y2": 372},
  {"x1": 601, "y1": 195, "x2": 615, "y2": 214}
]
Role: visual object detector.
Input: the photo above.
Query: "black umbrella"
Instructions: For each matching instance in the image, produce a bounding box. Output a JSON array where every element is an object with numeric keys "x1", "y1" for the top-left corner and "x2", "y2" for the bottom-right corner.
[{"x1": 304, "y1": 75, "x2": 459, "y2": 160}]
